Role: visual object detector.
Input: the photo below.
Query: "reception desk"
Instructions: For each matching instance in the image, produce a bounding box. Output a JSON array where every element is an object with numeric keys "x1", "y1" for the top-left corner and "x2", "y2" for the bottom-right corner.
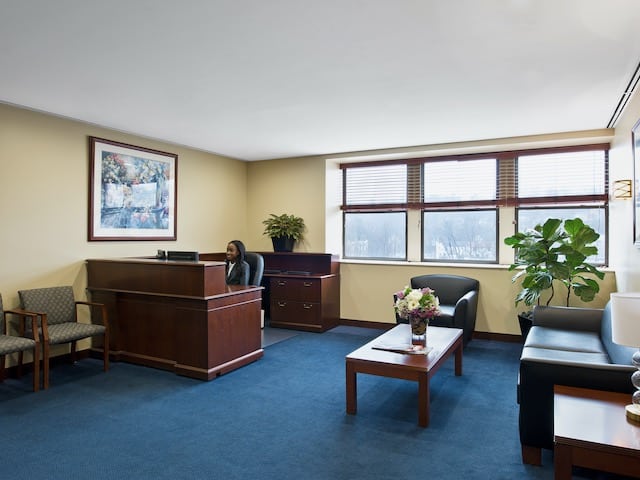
[{"x1": 86, "y1": 257, "x2": 263, "y2": 381}]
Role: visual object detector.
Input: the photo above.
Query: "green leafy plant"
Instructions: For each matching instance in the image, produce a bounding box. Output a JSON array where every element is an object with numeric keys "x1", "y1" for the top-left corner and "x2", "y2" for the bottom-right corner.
[
  {"x1": 262, "y1": 213, "x2": 306, "y2": 241},
  {"x1": 504, "y1": 217, "x2": 605, "y2": 311}
]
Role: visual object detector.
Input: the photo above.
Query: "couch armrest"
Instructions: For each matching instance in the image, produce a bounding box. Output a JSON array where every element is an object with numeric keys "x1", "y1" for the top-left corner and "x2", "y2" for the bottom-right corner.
[
  {"x1": 532, "y1": 305, "x2": 602, "y2": 332},
  {"x1": 518, "y1": 353, "x2": 633, "y2": 450}
]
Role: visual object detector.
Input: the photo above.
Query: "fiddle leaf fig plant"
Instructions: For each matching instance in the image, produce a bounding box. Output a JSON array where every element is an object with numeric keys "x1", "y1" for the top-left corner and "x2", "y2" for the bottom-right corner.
[{"x1": 504, "y1": 217, "x2": 605, "y2": 311}]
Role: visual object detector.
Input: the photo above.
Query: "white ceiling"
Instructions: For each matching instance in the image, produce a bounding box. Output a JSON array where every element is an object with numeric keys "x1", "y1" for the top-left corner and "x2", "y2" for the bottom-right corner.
[{"x1": 2, "y1": 0, "x2": 640, "y2": 161}]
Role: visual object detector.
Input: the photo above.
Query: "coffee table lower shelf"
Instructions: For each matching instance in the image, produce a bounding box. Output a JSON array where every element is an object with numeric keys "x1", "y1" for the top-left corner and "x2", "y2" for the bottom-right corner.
[{"x1": 345, "y1": 324, "x2": 463, "y2": 427}]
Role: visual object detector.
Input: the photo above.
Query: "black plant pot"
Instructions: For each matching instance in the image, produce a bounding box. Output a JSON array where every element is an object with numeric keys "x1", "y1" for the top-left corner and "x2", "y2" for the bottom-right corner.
[
  {"x1": 518, "y1": 312, "x2": 533, "y2": 342},
  {"x1": 271, "y1": 236, "x2": 295, "y2": 252}
]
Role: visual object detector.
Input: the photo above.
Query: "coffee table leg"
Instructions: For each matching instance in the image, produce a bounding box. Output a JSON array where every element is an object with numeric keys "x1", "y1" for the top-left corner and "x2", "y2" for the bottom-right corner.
[
  {"x1": 346, "y1": 361, "x2": 357, "y2": 415},
  {"x1": 455, "y1": 341, "x2": 463, "y2": 376},
  {"x1": 418, "y1": 375, "x2": 430, "y2": 427}
]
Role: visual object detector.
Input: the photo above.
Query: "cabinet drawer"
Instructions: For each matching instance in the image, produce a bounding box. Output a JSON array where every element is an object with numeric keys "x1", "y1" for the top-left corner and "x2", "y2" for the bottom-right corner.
[
  {"x1": 270, "y1": 299, "x2": 320, "y2": 326},
  {"x1": 270, "y1": 277, "x2": 320, "y2": 302}
]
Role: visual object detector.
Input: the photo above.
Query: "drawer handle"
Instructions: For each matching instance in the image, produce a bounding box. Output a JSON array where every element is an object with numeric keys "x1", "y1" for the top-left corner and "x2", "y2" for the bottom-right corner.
[
  {"x1": 277, "y1": 280, "x2": 287, "y2": 287},
  {"x1": 277, "y1": 301, "x2": 287, "y2": 307},
  {"x1": 303, "y1": 282, "x2": 313, "y2": 287},
  {"x1": 303, "y1": 303, "x2": 313, "y2": 309}
]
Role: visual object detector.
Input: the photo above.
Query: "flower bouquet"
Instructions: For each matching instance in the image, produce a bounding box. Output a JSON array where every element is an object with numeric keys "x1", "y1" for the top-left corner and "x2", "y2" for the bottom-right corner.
[{"x1": 393, "y1": 286, "x2": 441, "y2": 348}]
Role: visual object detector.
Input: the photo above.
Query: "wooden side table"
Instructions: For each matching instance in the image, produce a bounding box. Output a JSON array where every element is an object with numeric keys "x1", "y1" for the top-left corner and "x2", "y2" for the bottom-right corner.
[{"x1": 554, "y1": 385, "x2": 640, "y2": 479}]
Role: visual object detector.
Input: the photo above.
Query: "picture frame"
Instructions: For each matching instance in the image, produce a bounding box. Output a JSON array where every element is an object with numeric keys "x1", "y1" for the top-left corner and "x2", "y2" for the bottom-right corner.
[
  {"x1": 633, "y1": 120, "x2": 640, "y2": 247},
  {"x1": 89, "y1": 136, "x2": 177, "y2": 241}
]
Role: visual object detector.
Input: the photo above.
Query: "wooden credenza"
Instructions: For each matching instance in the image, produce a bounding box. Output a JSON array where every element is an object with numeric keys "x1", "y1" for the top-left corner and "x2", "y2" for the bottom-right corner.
[
  {"x1": 261, "y1": 252, "x2": 340, "y2": 333},
  {"x1": 85, "y1": 257, "x2": 263, "y2": 381}
]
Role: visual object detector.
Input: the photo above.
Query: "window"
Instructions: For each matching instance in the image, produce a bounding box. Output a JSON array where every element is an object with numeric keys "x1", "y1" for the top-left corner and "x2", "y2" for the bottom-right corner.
[
  {"x1": 516, "y1": 148, "x2": 608, "y2": 265},
  {"x1": 341, "y1": 144, "x2": 609, "y2": 264},
  {"x1": 342, "y1": 164, "x2": 408, "y2": 260},
  {"x1": 423, "y1": 209, "x2": 497, "y2": 262},
  {"x1": 422, "y1": 158, "x2": 498, "y2": 262},
  {"x1": 344, "y1": 212, "x2": 406, "y2": 259}
]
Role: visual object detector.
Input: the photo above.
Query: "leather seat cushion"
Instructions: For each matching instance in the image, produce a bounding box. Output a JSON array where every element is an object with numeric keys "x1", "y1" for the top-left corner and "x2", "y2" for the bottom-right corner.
[
  {"x1": 430, "y1": 305, "x2": 454, "y2": 327},
  {"x1": 524, "y1": 326, "x2": 605, "y2": 354},
  {"x1": 521, "y1": 345, "x2": 611, "y2": 367}
]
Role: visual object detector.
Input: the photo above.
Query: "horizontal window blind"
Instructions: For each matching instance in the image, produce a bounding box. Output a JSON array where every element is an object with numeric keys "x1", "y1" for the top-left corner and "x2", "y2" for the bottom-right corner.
[
  {"x1": 343, "y1": 164, "x2": 407, "y2": 208},
  {"x1": 517, "y1": 148, "x2": 607, "y2": 204},
  {"x1": 424, "y1": 158, "x2": 497, "y2": 205}
]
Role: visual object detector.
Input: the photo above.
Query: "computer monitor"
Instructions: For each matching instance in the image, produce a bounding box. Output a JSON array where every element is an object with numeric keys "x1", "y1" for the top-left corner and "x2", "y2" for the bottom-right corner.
[{"x1": 166, "y1": 251, "x2": 199, "y2": 261}]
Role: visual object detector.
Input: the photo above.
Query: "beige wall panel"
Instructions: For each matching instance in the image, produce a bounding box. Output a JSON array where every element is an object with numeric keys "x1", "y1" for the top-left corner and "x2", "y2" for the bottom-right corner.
[
  {"x1": 246, "y1": 156, "x2": 326, "y2": 253},
  {"x1": 0, "y1": 104, "x2": 246, "y2": 313},
  {"x1": 340, "y1": 263, "x2": 616, "y2": 335}
]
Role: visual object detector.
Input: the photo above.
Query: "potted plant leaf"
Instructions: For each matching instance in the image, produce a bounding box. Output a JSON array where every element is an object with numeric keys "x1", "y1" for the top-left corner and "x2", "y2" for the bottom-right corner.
[
  {"x1": 262, "y1": 213, "x2": 306, "y2": 252},
  {"x1": 504, "y1": 217, "x2": 605, "y2": 340}
]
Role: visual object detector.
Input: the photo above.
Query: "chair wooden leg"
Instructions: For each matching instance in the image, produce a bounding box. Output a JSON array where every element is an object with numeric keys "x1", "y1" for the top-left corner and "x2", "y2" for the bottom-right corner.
[
  {"x1": 32, "y1": 346, "x2": 40, "y2": 392},
  {"x1": 103, "y1": 333, "x2": 109, "y2": 372},
  {"x1": 0, "y1": 354, "x2": 5, "y2": 383},
  {"x1": 42, "y1": 342, "x2": 50, "y2": 389},
  {"x1": 17, "y1": 351, "x2": 23, "y2": 378},
  {"x1": 71, "y1": 341, "x2": 77, "y2": 364}
]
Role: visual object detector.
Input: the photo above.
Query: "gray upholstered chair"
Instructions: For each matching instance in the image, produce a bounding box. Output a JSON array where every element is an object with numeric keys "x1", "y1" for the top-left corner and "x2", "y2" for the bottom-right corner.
[
  {"x1": 19, "y1": 286, "x2": 109, "y2": 389},
  {"x1": 0, "y1": 294, "x2": 41, "y2": 391},
  {"x1": 245, "y1": 252, "x2": 265, "y2": 286},
  {"x1": 396, "y1": 274, "x2": 479, "y2": 345}
]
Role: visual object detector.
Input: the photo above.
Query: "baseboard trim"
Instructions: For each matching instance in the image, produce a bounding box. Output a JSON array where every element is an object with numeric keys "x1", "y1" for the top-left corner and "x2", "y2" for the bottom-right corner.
[
  {"x1": 339, "y1": 318, "x2": 392, "y2": 330},
  {"x1": 339, "y1": 318, "x2": 523, "y2": 343}
]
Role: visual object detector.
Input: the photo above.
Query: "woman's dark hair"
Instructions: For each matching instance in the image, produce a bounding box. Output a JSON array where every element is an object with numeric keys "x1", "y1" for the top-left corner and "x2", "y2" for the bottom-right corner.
[{"x1": 227, "y1": 239, "x2": 246, "y2": 264}]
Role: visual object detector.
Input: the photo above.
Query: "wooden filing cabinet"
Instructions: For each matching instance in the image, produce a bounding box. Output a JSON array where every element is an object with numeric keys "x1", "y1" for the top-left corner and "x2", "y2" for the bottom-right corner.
[{"x1": 261, "y1": 252, "x2": 340, "y2": 333}]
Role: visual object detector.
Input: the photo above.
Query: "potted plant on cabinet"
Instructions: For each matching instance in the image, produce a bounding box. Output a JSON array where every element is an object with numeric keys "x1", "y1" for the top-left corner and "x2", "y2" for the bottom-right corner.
[
  {"x1": 262, "y1": 213, "x2": 306, "y2": 252},
  {"x1": 503, "y1": 217, "x2": 605, "y2": 340}
]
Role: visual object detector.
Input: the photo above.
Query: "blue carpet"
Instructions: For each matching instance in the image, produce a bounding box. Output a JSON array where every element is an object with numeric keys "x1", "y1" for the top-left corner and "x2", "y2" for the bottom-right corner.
[{"x1": 0, "y1": 331, "x2": 631, "y2": 479}]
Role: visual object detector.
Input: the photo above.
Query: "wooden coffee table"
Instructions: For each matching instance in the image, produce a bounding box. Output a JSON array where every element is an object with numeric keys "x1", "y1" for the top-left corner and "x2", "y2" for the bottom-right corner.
[
  {"x1": 345, "y1": 324, "x2": 463, "y2": 427},
  {"x1": 554, "y1": 385, "x2": 640, "y2": 479}
]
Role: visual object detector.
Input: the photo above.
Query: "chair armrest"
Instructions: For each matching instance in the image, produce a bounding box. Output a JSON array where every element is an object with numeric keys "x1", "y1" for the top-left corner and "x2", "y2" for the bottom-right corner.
[
  {"x1": 3, "y1": 308, "x2": 42, "y2": 341},
  {"x1": 531, "y1": 305, "x2": 602, "y2": 332},
  {"x1": 75, "y1": 301, "x2": 109, "y2": 328},
  {"x1": 454, "y1": 290, "x2": 476, "y2": 308}
]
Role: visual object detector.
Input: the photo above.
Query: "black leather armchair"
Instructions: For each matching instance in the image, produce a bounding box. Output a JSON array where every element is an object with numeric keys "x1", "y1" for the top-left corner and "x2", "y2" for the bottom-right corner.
[
  {"x1": 518, "y1": 302, "x2": 635, "y2": 465},
  {"x1": 396, "y1": 274, "x2": 479, "y2": 345}
]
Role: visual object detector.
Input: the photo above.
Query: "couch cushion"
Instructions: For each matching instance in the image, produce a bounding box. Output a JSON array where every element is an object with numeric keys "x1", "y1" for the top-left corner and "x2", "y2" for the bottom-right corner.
[
  {"x1": 525, "y1": 326, "x2": 606, "y2": 354},
  {"x1": 521, "y1": 345, "x2": 611, "y2": 367}
]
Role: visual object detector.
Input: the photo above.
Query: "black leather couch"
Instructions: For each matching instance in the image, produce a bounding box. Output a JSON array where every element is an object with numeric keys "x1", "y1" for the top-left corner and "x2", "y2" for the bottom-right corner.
[{"x1": 517, "y1": 302, "x2": 635, "y2": 465}]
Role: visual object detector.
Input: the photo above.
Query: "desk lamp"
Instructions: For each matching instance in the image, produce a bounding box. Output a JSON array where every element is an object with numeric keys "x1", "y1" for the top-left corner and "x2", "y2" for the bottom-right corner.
[{"x1": 611, "y1": 292, "x2": 640, "y2": 422}]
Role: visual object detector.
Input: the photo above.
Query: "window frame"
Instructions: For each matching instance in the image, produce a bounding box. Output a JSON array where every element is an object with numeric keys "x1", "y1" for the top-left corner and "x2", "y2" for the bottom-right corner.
[{"x1": 340, "y1": 143, "x2": 610, "y2": 264}]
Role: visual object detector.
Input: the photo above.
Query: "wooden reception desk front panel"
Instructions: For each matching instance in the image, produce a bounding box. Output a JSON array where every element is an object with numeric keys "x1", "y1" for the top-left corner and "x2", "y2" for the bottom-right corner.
[{"x1": 86, "y1": 258, "x2": 263, "y2": 381}]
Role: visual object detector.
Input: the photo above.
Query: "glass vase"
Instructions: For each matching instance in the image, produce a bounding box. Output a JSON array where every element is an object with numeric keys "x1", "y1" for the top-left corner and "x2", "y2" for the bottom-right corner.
[{"x1": 409, "y1": 315, "x2": 428, "y2": 348}]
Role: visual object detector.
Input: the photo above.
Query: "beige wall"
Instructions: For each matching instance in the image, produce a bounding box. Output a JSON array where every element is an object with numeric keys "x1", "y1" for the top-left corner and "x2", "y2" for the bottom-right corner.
[
  {"x1": 244, "y1": 95, "x2": 640, "y2": 335},
  {"x1": 246, "y1": 156, "x2": 327, "y2": 252},
  {"x1": 608, "y1": 87, "x2": 640, "y2": 292},
  {"x1": 4, "y1": 84, "x2": 640, "y2": 345},
  {"x1": 0, "y1": 103, "x2": 248, "y2": 311}
]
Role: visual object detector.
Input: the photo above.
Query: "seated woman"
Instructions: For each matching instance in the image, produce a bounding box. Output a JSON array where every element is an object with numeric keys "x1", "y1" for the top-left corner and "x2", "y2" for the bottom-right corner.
[{"x1": 225, "y1": 239, "x2": 250, "y2": 285}]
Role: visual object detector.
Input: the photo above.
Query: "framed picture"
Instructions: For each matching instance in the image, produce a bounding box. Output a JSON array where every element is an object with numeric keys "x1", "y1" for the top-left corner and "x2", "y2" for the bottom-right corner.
[
  {"x1": 633, "y1": 120, "x2": 640, "y2": 247},
  {"x1": 89, "y1": 137, "x2": 177, "y2": 241}
]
